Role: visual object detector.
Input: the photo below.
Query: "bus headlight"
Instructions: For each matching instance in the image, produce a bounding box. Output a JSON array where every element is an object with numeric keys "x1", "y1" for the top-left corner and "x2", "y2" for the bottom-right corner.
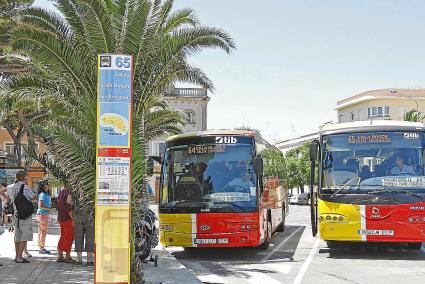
[{"x1": 320, "y1": 214, "x2": 349, "y2": 223}]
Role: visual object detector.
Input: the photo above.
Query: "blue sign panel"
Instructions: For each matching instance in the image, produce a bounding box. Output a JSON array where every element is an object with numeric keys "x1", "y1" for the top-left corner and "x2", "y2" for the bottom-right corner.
[{"x1": 98, "y1": 54, "x2": 133, "y2": 147}]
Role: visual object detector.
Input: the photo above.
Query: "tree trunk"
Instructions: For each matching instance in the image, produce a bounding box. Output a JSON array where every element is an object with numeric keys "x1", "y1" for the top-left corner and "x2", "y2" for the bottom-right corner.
[
  {"x1": 299, "y1": 182, "x2": 304, "y2": 193},
  {"x1": 3, "y1": 123, "x2": 26, "y2": 167}
]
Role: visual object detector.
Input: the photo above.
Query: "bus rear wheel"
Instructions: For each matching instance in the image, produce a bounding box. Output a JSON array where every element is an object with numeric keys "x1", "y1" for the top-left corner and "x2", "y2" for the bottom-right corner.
[
  {"x1": 258, "y1": 220, "x2": 272, "y2": 250},
  {"x1": 407, "y1": 242, "x2": 423, "y2": 250}
]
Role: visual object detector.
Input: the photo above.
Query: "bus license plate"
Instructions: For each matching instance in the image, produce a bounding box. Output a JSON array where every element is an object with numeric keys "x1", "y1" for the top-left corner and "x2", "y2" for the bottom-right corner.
[
  {"x1": 358, "y1": 229, "x2": 394, "y2": 236},
  {"x1": 195, "y1": 238, "x2": 228, "y2": 244}
]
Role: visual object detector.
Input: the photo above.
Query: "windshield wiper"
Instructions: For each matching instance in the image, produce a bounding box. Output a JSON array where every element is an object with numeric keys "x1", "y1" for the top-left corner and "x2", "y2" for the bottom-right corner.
[
  {"x1": 330, "y1": 177, "x2": 361, "y2": 198},
  {"x1": 162, "y1": 200, "x2": 205, "y2": 208},
  {"x1": 367, "y1": 189, "x2": 424, "y2": 200},
  {"x1": 201, "y1": 198, "x2": 248, "y2": 212}
]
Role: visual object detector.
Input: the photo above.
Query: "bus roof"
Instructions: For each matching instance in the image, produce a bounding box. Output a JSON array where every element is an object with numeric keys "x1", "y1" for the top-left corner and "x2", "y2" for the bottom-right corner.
[
  {"x1": 320, "y1": 120, "x2": 425, "y2": 135},
  {"x1": 166, "y1": 129, "x2": 256, "y2": 142}
]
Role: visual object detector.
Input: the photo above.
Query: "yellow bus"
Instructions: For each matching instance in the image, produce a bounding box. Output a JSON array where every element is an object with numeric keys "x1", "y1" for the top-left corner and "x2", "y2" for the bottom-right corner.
[{"x1": 309, "y1": 121, "x2": 425, "y2": 249}]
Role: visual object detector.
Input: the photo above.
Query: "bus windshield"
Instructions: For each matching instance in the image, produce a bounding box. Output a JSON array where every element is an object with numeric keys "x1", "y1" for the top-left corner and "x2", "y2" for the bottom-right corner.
[
  {"x1": 321, "y1": 131, "x2": 425, "y2": 194},
  {"x1": 161, "y1": 141, "x2": 257, "y2": 212}
]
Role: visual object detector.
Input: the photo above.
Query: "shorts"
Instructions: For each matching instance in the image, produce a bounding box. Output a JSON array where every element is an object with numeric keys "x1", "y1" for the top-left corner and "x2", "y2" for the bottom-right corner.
[
  {"x1": 13, "y1": 216, "x2": 33, "y2": 242},
  {"x1": 74, "y1": 214, "x2": 94, "y2": 252}
]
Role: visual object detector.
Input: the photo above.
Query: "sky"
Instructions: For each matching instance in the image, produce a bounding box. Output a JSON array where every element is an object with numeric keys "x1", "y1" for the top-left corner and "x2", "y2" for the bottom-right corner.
[{"x1": 34, "y1": 0, "x2": 425, "y2": 143}]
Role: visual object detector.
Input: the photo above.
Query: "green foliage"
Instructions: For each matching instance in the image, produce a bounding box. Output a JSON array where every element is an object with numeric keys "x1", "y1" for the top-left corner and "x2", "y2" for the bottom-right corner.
[
  {"x1": 263, "y1": 142, "x2": 312, "y2": 193},
  {"x1": 403, "y1": 109, "x2": 424, "y2": 122},
  {"x1": 1, "y1": 0, "x2": 235, "y2": 278}
]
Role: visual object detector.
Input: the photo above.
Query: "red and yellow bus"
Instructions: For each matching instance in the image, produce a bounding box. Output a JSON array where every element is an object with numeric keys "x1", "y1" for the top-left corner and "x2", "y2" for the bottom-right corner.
[
  {"x1": 310, "y1": 121, "x2": 425, "y2": 249},
  {"x1": 157, "y1": 130, "x2": 288, "y2": 249}
]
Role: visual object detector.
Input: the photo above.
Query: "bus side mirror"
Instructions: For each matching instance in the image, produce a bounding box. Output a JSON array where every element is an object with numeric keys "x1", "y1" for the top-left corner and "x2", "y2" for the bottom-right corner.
[
  {"x1": 309, "y1": 142, "x2": 319, "y2": 162},
  {"x1": 149, "y1": 155, "x2": 163, "y2": 165},
  {"x1": 254, "y1": 156, "x2": 264, "y2": 176}
]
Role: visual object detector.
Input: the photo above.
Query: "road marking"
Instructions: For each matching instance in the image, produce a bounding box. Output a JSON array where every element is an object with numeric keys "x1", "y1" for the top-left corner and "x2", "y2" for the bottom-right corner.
[
  {"x1": 292, "y1": 238, "x2": 321, "y2": 284},
  {"x1": 262, "y1": 226, "x2": 303, "y2": 261}
]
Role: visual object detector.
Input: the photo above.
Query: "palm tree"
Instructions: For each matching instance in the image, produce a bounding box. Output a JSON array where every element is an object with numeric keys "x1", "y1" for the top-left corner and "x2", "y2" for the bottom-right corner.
[
  {"x1": 403, "y1": 109, "x2": 424, "y2": 122},
  {"x1": 3, "y1": 0, "x2": 235, "y2": 278}
]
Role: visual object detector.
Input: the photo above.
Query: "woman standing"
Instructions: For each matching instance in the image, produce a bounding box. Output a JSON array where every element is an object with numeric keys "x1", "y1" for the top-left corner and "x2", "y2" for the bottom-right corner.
[
  {"x1": 56, "y1": 185, "x2": 75, "y2": 263},
  {"x1": 37, "y1": 180, "x2": 52, "y2": 254}
]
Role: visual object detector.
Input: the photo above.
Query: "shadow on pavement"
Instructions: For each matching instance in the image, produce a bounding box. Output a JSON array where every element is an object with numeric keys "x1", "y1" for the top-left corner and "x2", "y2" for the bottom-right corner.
[
  {"x1": 171, "y1": 225, "x2": 305, "y2": 281},
  {"x1": 321, "y1": 242, "x2": 425, "y2": 261}
]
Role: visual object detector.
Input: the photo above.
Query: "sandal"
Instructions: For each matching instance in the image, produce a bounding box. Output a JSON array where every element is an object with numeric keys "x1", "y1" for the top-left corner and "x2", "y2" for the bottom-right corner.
[
  {"x1": 65, "y1": 258, "x2": 76, "y2": 263},
  {"x1": 56, "y1": 258, "x2": 65, "y2": 262},
  {"x1": 16, "y1": 258, "x2": 30, "y2": 263}
]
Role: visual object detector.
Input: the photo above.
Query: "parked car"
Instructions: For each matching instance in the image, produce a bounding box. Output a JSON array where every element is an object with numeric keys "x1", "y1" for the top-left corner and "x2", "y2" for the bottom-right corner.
[
  {"x1": 297, "y1": 192, "x2": 310, "y2": 205},
  {"x1": 289, "y1": 194, "x2": 299, "y2": 205}
]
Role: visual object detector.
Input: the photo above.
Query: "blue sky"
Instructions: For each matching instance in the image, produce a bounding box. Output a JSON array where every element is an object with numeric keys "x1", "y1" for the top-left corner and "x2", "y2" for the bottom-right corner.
[{"x1": 34, "y1": 0, "x2": 425, "y2": 142}]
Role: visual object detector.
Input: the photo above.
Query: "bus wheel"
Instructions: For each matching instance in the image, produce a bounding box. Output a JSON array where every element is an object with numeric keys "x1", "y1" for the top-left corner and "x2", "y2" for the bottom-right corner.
[
  {"x1": 258, "y1": 220, "x2": 272, "y2": 250},
  {"x1": 326, "y1": 240, "x2": 339, "y2": 249},
  {"x1": 277, "y1": 208, "x2": 285, "y2": 232},
  {"x1": 407, "y1": 242, "x2": 423, "y2": 250}
]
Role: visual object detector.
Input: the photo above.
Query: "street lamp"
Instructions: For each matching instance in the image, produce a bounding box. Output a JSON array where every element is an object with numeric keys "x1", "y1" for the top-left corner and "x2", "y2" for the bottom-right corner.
[{"x1": 390, "y1": 89, "x2": 419, "y2": 111}]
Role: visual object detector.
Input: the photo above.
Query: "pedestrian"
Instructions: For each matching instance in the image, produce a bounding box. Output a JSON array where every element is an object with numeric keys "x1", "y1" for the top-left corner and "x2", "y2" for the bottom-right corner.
[
  {"x1": 0, "y1": 182, "x2": 11, "y2": 267},
  {"x1": 6, "y1": 171, "x2": 36, "y2": 263},
  {"x1": 56, "y1": 185, "x2": 75, "y2": 263},
  {"x1": 74, "y1": 212, "x2": 94, "y2": 266},
  {"x1": 37, "y1": 179, "x2": 52, "y2": 254}
]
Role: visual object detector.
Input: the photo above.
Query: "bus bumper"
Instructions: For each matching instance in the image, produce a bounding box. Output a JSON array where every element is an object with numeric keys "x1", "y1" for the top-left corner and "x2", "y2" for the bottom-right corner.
[
  {"x1": 159, "y1": 212, "x2": 261, "y2": 248},
  {"x1": 160, "y1": 231, "x2": 260, "y2": 247}
]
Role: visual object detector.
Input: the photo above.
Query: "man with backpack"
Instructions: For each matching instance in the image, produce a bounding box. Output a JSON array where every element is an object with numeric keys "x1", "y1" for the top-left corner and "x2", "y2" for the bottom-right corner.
[{"x1": 6, "y1": 171, "x2": 36, "y2": 263}]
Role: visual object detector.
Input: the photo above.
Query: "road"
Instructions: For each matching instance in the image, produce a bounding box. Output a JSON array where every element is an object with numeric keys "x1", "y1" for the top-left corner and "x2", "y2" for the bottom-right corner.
[{"x1": 164, "y1": 205, "x2": 425, "y2": 284}]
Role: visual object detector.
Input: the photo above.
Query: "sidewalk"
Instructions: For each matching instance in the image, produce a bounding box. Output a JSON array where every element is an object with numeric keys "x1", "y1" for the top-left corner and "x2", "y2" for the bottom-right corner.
[
  {"x1": 143, "y1": 246, "x2": 201, "y2": 284},
  {"x1": 0, "y1": 214, "x2": 94, "y2": 284},
  {"x1": 1, "y1": 210, "x2": 201, "y2": 284}
]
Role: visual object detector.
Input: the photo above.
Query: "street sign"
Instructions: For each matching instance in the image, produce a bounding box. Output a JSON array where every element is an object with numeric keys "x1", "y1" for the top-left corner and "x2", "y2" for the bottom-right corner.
[{"x1": 95, "y1": 54, "x2": 133, "y2": 283}]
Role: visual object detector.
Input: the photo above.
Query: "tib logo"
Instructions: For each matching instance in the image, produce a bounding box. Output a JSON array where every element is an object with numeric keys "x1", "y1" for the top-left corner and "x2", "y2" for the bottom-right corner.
[{"x1": 215, "y1": 136, "x2": 238, "y2": 144}]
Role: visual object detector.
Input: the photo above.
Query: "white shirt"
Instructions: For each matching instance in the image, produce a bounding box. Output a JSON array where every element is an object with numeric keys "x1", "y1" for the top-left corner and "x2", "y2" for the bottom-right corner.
[
  {"x1": 390, "y1": 165, "x2": 414, "y2": 175},
  {"x1": 7, "y1": 181, "x2": 35, "y2": 202}
]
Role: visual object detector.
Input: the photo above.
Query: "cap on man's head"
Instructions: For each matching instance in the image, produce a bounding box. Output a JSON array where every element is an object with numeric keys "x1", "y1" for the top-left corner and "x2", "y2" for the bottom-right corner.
[{"x1": 15, "y1": 170, "x2": 26, "y2": 181}]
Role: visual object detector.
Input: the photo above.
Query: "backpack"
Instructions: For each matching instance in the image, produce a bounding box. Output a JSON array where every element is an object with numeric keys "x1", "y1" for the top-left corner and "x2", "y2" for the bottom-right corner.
[{"x1": 14, "y1": 184, "x2": 35, "y2": 220}]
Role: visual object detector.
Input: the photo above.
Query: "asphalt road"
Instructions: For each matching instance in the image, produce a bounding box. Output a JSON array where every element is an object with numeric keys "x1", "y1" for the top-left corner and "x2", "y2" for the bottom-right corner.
[{"x1": 164, "y1": 205, "x2": 425, "y2": 284}]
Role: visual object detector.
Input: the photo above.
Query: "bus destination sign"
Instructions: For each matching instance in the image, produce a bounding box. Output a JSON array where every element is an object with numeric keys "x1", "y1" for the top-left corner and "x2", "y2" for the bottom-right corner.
[
  {"x1": 347, "y1": 134, "x2": 391, "y2": 144},
  {"x1": 188, "y1": 144, "x2": 227, "y2": 154}
]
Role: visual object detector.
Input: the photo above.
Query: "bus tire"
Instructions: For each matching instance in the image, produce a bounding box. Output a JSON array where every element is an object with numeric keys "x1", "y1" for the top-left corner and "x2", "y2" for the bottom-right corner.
[
  {"x1": 277, "y1": 208, "x2": 285, "y2": 232},
  {"x1": 258, "y1": 220, "x2": 272, "y2": 250},
  {"x1": 407, "y1": 242, "x2": 423, "y2": 250}
]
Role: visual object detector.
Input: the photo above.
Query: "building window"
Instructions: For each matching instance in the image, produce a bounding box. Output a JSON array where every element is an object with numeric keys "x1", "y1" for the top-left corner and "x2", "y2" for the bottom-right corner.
[
  {"x1": 368, "y1": 106, "x2": 389, "y2": 118},
  {"x1": 350, "y1": 112, "x2": 355, "y2": 121},
  {"x1": 4, "y1": 142, "x2": 37, "y2": 155},
  {"x1": 184, "y1": 109, "x2": 196, "y2": 124},
  {"x1": 5, "y1": 143, "x2": 15, "y2": 155}
]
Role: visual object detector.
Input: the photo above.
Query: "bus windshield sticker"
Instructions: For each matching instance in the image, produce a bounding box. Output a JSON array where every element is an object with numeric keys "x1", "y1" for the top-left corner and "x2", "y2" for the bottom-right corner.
[
  {"x1": 403, "y1": 133, "x2": 420, "y2": 139},
  {"x1": 209, "y1": 192, "x2": 250, "y2": 202},
  {"x1": 250, "y1": 186, "x2": 256, "y2": 196},
  {"x1": 188, "y1": 144, "x2": 227, "y2": 154},
  {"x1": 347, "y1": 135, "x2": 391, "y2": 144},
  {"x1": 215, "y1": 136, "x2": 238, "y2": 144},
  {"x1": 382, "y1": 177, "x2": 425, "y2": 187}
]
